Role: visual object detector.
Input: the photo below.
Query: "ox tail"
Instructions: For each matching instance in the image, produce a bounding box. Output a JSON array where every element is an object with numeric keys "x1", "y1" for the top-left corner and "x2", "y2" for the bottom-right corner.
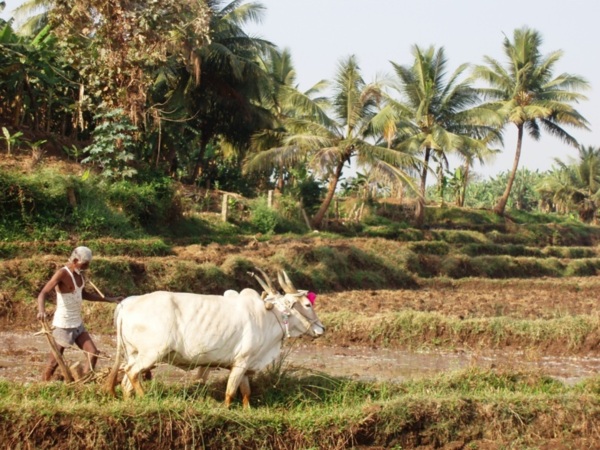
[{"x1": 103, "y1": 306, "x2": 123, "y2": 397}]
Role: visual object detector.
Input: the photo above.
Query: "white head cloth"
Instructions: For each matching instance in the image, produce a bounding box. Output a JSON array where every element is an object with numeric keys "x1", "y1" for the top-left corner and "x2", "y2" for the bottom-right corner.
[{"x1": 69, "y1": 246, "x2": 93, "y2": 263}]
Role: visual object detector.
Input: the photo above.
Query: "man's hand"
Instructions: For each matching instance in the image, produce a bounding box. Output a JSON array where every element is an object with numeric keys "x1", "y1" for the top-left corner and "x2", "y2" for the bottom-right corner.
[{"x1": 37, "y1": 311, "x2": 49, "y2": 321}]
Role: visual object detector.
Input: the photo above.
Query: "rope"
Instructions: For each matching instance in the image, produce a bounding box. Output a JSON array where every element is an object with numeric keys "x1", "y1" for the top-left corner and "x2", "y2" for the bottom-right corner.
[{"x1": 268, "y1": 296, "x2": 318, "y2": 340}]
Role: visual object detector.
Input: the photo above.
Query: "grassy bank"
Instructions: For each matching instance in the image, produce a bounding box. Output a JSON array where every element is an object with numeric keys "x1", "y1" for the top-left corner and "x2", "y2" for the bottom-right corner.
[
  {"x1": 319, "y1": 310, "x2": 600, "y2": 354},
  {"x1": 1, "y1": 368, "x2": 599, "y2": 449}
]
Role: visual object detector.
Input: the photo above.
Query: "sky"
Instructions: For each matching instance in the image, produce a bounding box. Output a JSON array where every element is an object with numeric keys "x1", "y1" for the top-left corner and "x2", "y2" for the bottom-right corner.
[{"x1": 3, "y1": 0, "x2": 600, "y2": 181}]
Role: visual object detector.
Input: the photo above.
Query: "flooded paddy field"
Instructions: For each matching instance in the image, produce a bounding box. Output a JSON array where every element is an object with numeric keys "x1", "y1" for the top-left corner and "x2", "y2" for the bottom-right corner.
[{"x1": 2, "y1": 331, "x2": 599, "y2": 386}]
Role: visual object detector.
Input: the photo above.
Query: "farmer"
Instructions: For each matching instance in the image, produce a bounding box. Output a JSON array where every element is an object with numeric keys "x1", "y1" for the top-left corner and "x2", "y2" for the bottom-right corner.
[{"x1": 36, "y1": 246, "x2": 123, "y2": 381}]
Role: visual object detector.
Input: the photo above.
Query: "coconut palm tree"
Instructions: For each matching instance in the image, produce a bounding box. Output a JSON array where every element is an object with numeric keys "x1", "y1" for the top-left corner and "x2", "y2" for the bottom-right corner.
[
  {"x1": 247, "y1": 46, "x2": 329, "y2": 192},
  {"x1": 255, "y1": 46, "x2": 329, "y2": 128},
  {"x1": 80, "y1": 0, "x2": 273, "y2": 179},
  {"x1": 162, "y1": 0, "x2": 275, "y2": 183},
  {"x1": 472, "y1": 27, "x2": 590, "y2": 216},
  {"x1": 11, "y1": 0, "x2": 51, "y2": 35},
  {"x1": 384, "y1": 45, "x2": 501, "y2": 226},
  {"x1": 245, "y1": 55, "x2": 416, "y2": 229},
  {"x1": 537, "y1": 145, "x2": 600, "y2": 222}
]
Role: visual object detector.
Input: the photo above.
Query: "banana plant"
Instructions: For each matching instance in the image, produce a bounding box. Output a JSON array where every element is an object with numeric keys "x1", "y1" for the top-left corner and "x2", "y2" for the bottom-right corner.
[{"x1": 2, "y1": 127, "x2": 24, "y2": 155}]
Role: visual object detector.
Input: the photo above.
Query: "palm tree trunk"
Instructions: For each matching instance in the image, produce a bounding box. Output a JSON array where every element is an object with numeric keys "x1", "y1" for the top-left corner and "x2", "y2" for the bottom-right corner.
[
  {"x1": 459, "y1": 163, "x2": 470, "y2": 207},
  {"x1": 414, "y1": 147, "x2": 432, "y2": 227},
  {"x1": 494, "y1": 123, "x2": 524, "y2": 215},
  {"x1": 276, "y1": 162, "x2": 285, "y2": 193},
  {"x1": 312, "y1": 160, "x2": 345, "y2": 229}
]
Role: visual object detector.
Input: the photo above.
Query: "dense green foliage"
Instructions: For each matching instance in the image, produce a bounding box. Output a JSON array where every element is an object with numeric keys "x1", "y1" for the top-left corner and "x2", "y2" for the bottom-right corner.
[
  {"x1": 1, "y1": 3, "x2": 595, "y2": 226},
  {"x1": 0, "y1": 169, "x2": 182, "y2": 239}
]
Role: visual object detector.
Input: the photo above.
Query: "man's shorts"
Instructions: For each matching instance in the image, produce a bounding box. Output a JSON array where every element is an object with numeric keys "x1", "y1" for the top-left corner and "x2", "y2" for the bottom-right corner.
[{"x1": 53, "y1": 324, "x2": 87, "y2": 348}]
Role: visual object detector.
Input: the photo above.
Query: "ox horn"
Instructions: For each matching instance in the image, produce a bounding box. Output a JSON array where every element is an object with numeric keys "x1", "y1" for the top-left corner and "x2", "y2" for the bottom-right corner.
[
  {"x1": 248, "y1": 268, "x2": 278, "y2": 295},
  {"x1": 247, "y1": 271, "x2": 270, "y2": 293},
  {"x1": 256, "y1": 267, "x2": 279, "y2": 295},
  {"x1": 277, "y1": 269, "x2": 298, "y2": 294}
]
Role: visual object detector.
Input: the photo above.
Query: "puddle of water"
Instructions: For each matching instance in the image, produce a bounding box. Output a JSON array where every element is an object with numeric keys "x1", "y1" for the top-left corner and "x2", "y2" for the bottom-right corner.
[{"x1": 1, "y1": 332, "x2": 599, "y2": 385}]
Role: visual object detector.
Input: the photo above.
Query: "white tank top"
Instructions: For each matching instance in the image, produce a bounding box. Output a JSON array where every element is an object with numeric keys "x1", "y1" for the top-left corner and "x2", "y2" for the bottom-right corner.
[{"x1": 52, "y1": 266, "x2": 84, "y2": 329}]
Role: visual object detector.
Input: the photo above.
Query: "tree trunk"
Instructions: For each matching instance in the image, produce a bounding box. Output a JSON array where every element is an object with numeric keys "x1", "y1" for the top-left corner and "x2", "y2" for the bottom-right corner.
[
  {"x1": 494, "y1": 123, "x2": 524, "y2": 216},
  {"x1": 276, "y1": 162, "x2": 285, "y2": 193},
  {"x1": 12, "y1": 92, "x2": 22, "y2": 128},
  {"x1": 154, "y1": 118, "x2": 162, "y2": 169},
  {"x1": 24, "y1": 75, "x2": 38, "y2": 131},
  {"x1": 312, "y1": 160, "x2": 345, "y2": 229},
  {"x1": 414, "y1": 147, "x2": 432, "y2": 228},
  {"x1": 190, "y1": 135, "x2": 210, "y2": 184},
  {"x1": 46, "y1": 89, "x2": 53, "y2": 134},
  {"x1": 458, "y1": 163, "x2": 470, "y2": 207}
]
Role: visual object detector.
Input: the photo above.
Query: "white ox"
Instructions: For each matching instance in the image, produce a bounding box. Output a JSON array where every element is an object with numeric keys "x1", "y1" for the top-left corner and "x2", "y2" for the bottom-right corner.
[{"x1": 104, "y1": 271, "x2": 325, "y2": 407}]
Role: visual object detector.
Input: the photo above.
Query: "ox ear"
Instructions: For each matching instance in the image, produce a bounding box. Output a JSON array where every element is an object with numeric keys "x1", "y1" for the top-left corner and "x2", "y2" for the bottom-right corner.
[{"x1": 295, "y1": 290, "x2": 311, "y2": 304}]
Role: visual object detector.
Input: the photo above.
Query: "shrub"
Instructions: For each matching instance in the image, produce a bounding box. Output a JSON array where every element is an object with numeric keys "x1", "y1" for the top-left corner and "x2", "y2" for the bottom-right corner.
[
  {"x1": 81, "y1": 108, "x2": 138, "y2": 179},
  {"x1": 105, "y1": 178, "x2": 181, "y2": 233},
  {"x1": 249, "y1": 198, "x2": 280, "y2": 234}
]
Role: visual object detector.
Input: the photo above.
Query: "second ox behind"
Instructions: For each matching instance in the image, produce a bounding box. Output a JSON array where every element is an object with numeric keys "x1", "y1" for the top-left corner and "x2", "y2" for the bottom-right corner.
[{"x1": 104, "y1": 270, "x2": 325, "y2": 407}]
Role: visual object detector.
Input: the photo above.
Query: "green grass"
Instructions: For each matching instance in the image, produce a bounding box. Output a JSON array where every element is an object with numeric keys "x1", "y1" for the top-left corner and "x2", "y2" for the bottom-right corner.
[{"x1": 1, "y1": 369, "x2": 599, "y2": 449}]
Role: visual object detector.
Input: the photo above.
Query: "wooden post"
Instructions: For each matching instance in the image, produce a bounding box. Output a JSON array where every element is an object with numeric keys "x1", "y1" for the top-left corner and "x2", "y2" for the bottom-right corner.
[
  {"x1": 66, "y1": 188, "x2": 77, "y2": 207},
  {"x1": 267, "y1": 190, "x2": 273, "y2": 208},
  {"x1": 221, "y1": 194, "x2": 228, "y2": 222},
  {"x1": 301, "y1": 208, "x2": 312, "y2": 231}
]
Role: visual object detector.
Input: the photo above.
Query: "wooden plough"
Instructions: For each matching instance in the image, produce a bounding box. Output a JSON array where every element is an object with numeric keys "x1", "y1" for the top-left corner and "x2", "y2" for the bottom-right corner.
[
  {"x1": 36, "y1": 320, "x2": 113, "y2": 384},
  {"x1": 37, "y1": 319, "x2": 75, "y2": 383}
]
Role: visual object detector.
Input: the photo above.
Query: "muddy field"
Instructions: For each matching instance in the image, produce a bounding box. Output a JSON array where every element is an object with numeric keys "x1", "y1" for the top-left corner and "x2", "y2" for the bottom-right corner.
[
  {"x1": 3, "y1": 278, "x2": 600, "y2": 386},
  {"x1": 3, "y1": 330, "x2": 600, "y2": 388}
]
